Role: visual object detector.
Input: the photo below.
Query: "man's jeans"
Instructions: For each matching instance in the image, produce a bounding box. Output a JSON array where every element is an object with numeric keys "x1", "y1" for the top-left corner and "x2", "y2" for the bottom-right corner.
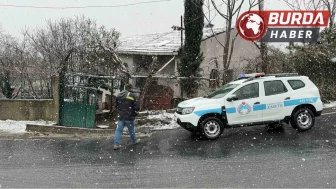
[{"x1": 114, "y1": 119, "x2": 136, "y2": 145}]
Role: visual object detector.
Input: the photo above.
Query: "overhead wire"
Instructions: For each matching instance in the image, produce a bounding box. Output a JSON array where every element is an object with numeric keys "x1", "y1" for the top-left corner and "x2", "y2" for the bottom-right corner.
[
  {"x1": 0, "y1": 1, "x2": 225, "y2": 75},
  {"x1": 0, "y1": 0, "x2": 172, "y2": 9}
]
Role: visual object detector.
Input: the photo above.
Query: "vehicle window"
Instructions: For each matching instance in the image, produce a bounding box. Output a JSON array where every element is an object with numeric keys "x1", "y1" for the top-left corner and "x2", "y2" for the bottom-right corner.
[
  {"x1": 264, "y1": 80, "x2": 288, "y2": 96},
  {"x1": 288, "y1": 80, "x2": 305, "y2": 90},
  {"x1": 233, "y1": 82, "x2": 259, "y2": 100},
  {"x1": 206, "y1": 84, "x2": 239, "y2": 99}
]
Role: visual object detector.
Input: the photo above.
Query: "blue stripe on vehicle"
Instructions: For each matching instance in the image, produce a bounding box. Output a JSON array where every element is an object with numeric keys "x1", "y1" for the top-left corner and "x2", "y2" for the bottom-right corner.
[
  {"x1": 284, "y1": 97, "x2": 319, "y2": 107},
  {"x1": 253, "y1": 104, "x2": 266, "y2": 111},
  {"x1": 193, "y1": 108, "x2": 222, "y2": 116},
  {"x1": 226, "y1": 107, "x2": 236, "y2": 114}
]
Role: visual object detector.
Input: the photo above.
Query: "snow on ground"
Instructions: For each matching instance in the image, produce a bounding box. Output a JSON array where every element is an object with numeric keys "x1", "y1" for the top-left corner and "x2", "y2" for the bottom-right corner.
[
  {"x1": 0, "y1": 120, "x2": 55, "y2": 133},
  {"x1": 148, "y1": 112, "x2": 179, "y2": 131},
  {"x1": 2, "y1": 102, "x2": 336, "y2": 134},
  {"x1": 324, "y1": 101, "x2": 336, "y2": 108}
]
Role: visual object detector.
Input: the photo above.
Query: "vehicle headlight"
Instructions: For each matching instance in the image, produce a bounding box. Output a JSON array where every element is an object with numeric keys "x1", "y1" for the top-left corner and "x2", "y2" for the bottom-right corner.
[{"x1": 182, "y1": 107, "x2": 195, "y2": 115}]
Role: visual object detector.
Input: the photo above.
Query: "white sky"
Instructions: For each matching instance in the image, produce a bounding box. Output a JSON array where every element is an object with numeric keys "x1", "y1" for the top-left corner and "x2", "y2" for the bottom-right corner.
[
  {"x1": 0, "y1": 0, "x2": 297, "y2": 51},
  {"x1": 0, "y1": 0, "x2": 289, "y2": 38}
]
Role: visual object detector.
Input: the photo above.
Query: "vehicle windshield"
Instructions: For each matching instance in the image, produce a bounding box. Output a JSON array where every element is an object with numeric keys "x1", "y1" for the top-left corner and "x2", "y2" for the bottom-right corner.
[{"x1": 206, "y1": 84, "x2": 239, "y2": 99}]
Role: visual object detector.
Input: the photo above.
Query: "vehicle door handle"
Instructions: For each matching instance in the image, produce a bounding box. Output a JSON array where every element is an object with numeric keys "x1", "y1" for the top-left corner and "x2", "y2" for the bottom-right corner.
[
  {"x1": 254, "y1": 102, "x2": 260, "y2": 104},
  {"x1": 285, "y1": 97, "x2": 290, "y2": 100}
]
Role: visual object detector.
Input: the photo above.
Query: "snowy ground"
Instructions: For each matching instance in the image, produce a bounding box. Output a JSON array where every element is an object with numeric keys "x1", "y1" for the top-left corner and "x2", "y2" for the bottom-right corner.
[
  {"x1": 324, "y1": 101, "x2": 336, "y2": 109},
  {"x1": 139, "y1": 111, "x2": 179, "y2": 131},
  {"x1": 1, "y1": 101, "x2": 336, "y2": 134},
  {"x1": 0, "y1": 120, "x2": 55, "y2": 134}
]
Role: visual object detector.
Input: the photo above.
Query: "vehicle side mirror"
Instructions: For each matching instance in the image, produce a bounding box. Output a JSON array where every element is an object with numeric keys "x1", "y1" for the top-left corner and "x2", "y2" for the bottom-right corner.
[{"x1": 226, "y1": 94, "x2": 238, "y2": 102}]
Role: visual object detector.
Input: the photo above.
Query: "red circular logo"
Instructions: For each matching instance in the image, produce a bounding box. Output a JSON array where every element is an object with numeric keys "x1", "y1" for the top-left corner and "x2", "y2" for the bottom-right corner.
[{"x1": 236, "y1": 11, "x2": 267, "y2": 42}]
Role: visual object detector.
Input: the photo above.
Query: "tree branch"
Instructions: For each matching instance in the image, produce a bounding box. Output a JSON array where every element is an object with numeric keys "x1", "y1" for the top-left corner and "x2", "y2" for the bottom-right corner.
[{"x1": 211, "y1": 0, "x2": 229, "y2": 20}]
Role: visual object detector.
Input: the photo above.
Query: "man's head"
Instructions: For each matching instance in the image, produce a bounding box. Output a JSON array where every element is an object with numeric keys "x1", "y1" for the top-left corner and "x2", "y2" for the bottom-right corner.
[{"x1": 125, "y1": 84, "x2": 133, "y2": 92}]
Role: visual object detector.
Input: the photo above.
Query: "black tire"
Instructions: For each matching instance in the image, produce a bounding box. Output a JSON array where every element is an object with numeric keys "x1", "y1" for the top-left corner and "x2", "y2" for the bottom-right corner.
[
  {"x1": 199, "y1": 117, "x2": 224, "y2": 140},
  {"x1": 290, "y1": 108, "x2": 315, "y2": 132}
]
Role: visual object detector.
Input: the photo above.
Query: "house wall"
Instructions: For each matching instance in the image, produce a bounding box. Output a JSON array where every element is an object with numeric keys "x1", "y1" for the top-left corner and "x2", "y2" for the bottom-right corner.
[
  {"x1": 118, "y1": 29, "x2": 260, "y2": 99},
  {"x1": 197, "y1": 29, "x2": 260, "y2": 97},
  {"x1": 118, "y1": 54, "x2": 135, "y2": 85},
  {"x1": 156, "y1": 56, "x2": 181, "y2": 98},
  {"x1": 120, "y1": 54, "x2": 181, "y2": 98}
]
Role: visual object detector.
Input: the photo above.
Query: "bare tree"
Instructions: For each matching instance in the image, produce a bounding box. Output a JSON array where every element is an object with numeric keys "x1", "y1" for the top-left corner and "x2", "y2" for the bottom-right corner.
[
  {"x1": 252, "y1": 0, "x2": 268, "y2": 73},
  {"x1": 205, "y1": 0, "x2": 259, "y2": 83},
  {"x1": 322, "y1": 0, "x2": 336, "y2": 29},
  {"x1": 0, "y1": 15, "x2": 126, "y2": 100},
  {"x1": 0, "y1": 33, "x2": 27, "y2": 99},
  {"x1": 284, "y1": 0, "x2": 336, "y2": 28},
  {"x1": 284, "y1": 0, "x2": 324, "y2": 10}
]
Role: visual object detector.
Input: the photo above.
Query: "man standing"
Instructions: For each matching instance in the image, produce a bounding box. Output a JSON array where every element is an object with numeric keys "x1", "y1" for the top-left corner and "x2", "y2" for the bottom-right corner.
[{"x1": 114, "y1": 84, "x2": 140, "y2": 150}]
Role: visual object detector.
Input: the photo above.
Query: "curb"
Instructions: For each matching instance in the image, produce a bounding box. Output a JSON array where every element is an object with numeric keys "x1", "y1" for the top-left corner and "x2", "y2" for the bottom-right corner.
[
  {"x1": 25, "y1": 124, "x2": 162, "y2": 136},
  {"x1": 322, "y1": 107, "x2": 336, "y2": 114},
  {"x1": 26, "y1": 124, "x2": 114, "y2": 135}
]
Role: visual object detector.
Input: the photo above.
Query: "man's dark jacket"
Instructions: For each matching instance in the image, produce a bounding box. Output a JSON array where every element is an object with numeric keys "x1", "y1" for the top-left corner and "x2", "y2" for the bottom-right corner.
[{"x1": 115, "y1": 90, "x2": 140, "y2": 120}]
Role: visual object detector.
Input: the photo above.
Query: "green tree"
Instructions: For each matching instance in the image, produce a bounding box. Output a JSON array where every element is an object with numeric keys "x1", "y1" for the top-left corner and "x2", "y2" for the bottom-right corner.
[
  {"x1": 178, "y1": 0, "x2": 204, "y2": 97},
  {"x1": 291, "y1": 27, "x2": 336, "y2": 101}
]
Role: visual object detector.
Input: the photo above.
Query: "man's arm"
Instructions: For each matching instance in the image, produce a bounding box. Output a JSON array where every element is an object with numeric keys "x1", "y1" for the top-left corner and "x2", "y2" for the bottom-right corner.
[
  {"x1": 131, "y1": 93, "x2": 140, "y2": 112},
  {"x1": 115, "y1": 96, "x2": 119, "y2": 109}
]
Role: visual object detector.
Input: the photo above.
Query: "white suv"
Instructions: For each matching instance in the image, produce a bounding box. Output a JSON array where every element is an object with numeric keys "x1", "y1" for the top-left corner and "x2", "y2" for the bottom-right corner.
[{"x1": 174, "y1": 73, "x2": 323, "y2": 139}]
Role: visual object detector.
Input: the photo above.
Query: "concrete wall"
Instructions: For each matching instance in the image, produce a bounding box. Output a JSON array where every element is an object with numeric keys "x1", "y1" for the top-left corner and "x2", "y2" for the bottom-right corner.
[
  {"x1": 0, "y1": 99, "x2": 56, "y2": 121},
  {"x1": 0, "y1": 76, "x2": 59, "y2": 121}
]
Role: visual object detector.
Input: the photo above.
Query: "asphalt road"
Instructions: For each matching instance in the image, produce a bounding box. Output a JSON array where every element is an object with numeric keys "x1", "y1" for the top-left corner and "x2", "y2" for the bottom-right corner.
[{"x1": 1, "y1": 112, "x2": 336, "y2": 188}]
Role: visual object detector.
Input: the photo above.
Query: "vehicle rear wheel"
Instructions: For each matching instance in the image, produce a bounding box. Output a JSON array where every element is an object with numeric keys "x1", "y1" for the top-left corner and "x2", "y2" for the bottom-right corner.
[
  {"x1": 200, "y1": 117, "x2": 224, "y2": 140},
  {"x1": 291, "y1": 108, "x2": 315, "y2": 132}
]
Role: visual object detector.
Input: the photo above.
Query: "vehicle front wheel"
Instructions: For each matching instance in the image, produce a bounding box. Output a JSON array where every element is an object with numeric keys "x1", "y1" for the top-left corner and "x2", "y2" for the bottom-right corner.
[
  {"x1": 291, "y1": 108, "x2": 315, "y2": 132},
  {"x1": 200, "y1": 117, "x2": 224, "y2": 140}
]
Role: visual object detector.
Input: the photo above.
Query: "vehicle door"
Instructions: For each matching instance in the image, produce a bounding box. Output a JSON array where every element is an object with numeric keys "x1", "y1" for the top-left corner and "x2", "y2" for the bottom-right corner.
[
  {"x1": 261, "y1": 79, "x2": 290, "y2": 122},
  {"x1": 225, "y1": 82, "x2": 263, "y2": 125}
]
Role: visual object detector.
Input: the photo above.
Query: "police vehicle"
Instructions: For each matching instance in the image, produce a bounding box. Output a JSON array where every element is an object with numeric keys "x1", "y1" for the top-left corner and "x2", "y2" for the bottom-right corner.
[{"x1": 174, "y1": 73, "x2": 323, "y2": 139}]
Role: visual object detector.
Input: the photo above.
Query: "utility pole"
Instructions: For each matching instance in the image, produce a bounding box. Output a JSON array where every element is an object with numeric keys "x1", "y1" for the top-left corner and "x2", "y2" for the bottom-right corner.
[
  {"x1": 180, "y1": 15, "x2": 183, "y2": 97},
  {"x1": 181, "y1": 15, "x2": 183, "y2": 49}
]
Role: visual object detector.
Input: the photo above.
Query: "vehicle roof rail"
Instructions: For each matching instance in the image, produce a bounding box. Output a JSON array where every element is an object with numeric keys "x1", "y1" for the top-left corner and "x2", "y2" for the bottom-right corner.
[{"x1": 265, "y1": 73, "x2": 300, "y2": 77}]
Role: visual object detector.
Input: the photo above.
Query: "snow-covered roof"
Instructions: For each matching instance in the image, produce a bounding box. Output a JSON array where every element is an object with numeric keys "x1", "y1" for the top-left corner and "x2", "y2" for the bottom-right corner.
[{"x1": 117, "y1": 28, "x2": 225, "y2": 56}]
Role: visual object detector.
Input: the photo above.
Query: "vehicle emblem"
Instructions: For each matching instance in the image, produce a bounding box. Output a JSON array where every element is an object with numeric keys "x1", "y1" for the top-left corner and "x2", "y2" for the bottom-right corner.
[{"x1": 238, "y1": 102, "x2": 252, "y2": 115}]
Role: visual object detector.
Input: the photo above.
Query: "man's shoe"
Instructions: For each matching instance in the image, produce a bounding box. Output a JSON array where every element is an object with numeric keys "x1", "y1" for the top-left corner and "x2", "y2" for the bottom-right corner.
[
  {"x1": 114, "y1": 144, "x2": 122, "y2": 150},
  {"x1": 133, "y1": 139, "x2": 140, "y2": 144}
]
